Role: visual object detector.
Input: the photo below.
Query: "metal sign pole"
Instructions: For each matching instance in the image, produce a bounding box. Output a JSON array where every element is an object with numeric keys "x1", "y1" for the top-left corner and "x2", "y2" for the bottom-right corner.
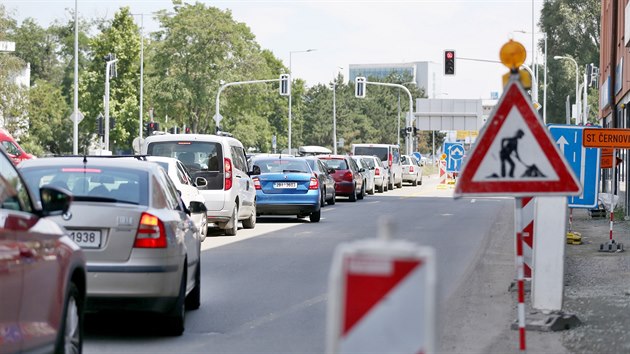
[{"x1": 515, "y1": 197, "x2": 527, "y2": 352}]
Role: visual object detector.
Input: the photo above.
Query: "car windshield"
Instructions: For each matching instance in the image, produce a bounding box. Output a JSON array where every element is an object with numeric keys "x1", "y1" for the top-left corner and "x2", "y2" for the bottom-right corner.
[
  {"x1": 20, "y1": 165, "x2": 149, "y2": 206},
  {"x1": 321, "y1": 159, "x2": 348, "y2": 170},
  {"x1": 253, "y1": 159, "x2": 311, "y2": 174}
]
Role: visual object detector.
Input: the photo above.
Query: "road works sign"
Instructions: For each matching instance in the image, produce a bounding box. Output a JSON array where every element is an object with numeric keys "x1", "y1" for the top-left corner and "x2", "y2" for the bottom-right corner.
[
  {"x1": 326, "y1": 239, "x2": 435, "y2": 354},
  {"x1": 454, "y1": 80, "x2": 581, "y2": 197},
  {"x1": 548, "y1": 124, "x2": 600, "y2": 208}
]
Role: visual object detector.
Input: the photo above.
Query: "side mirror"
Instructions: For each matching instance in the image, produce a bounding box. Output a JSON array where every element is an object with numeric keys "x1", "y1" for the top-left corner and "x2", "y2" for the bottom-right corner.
[
  {"x1": 189, "y1": 201, "x2": 207, "y2": 214},
  {"x1": 195, "y1": 177, "x2": 208, "y2": 188},
  {"x1": 248, "y1": 165, "x2": 261, "y2": 176},
  {"x1": 40, "y1": 186, "x2": 72, "y2": 216},
  {"x1": 370, "y1": 166, "x2": 375, "y2": 170},
  {"x1": 359, "y1": 168, "x2": 365, "y2": 173}
]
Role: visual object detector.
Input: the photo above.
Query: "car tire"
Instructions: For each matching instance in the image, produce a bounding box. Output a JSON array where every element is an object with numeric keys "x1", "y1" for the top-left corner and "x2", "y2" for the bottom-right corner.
[
  {"x1": 419, "y1": 177, "x2": 423, "y2": 185},
  {"x1": 368, "y1": 183, "x2": 375, "y2": 195},
  {"x1": 54, "y1": 282, "x2": 83, "y2": 354},
  {"x1": 165, "y1": 269, "x2": 186, "y2": 336},
  {"x1": 224, "y1": 205, "x2": 238, "y2": 236},
  {"x1": 186, "y1": 261, "x2": 201, "y2": 310},
  {"x1": 320, "y1": 187, "x2": 326, "y2": 207},
  {"x1": 349, "y1": 184, "x2": 357, "y2": 202},
  {"x1": 396, "y1": 179, "x2": 403, "y2": 188},
  {"x1": 242, "y1": 203, "x2": 256, "y2": 229},
  {"x1": 328, "y1": 188, "x2": 336, "y2": 205},
  {"x1": 310, "y1": 209, "x2": 321, "y2": 222},
  {"x1": 358, "y1": 183, "x2": 365, "y2": 200},
  {"x1": 387, "y1": 182, "x2": 394, "y2": 190}
]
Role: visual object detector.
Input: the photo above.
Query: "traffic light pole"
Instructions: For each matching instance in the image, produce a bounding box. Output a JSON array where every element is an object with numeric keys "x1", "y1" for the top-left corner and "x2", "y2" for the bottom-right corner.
[
  {"x1": 104, "y1": 58, "x2": 118, "y2": 151},
  {"x1": 363, "y1": 80, "x2": 414, "y2": 155},
  {"x1": 214, "y1": 78, "x2": 281, "y2": 132}
]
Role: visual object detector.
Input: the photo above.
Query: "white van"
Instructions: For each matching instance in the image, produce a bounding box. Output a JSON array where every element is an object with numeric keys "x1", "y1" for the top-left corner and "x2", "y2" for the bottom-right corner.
[
  {"x1": 142, "y1": 134, "x2": 256, "y2": 236},
  {"x1": 351, "y1": 143, "x2": 403, "y2": 189}
]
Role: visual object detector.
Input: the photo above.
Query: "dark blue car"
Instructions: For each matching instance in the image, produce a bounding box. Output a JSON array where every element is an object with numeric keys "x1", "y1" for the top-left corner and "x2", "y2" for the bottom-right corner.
[{"x1": 249, "y1": 156, "x2": 321, "y2": 222}]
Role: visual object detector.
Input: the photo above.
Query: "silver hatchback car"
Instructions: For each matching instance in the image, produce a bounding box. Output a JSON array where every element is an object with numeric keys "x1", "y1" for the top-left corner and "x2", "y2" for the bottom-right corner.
[{"x1": 19, "y1": 157, "x2": 202, "y2": 336}]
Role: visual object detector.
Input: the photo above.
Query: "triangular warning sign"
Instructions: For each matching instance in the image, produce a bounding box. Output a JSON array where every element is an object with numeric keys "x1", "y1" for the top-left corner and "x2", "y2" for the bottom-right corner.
[{"x1": 455, "y1": 80, "x2": 581, "y2": 197}]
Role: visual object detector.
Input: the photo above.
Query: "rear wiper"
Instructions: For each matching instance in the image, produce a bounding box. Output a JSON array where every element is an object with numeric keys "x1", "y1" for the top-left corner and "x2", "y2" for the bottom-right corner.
[
  {"x1": 283, "y1": 169, "x2": 307, "y2": 173},
  {"x1": 74, "y1": 196, "x2": 139, "y2": 205}
]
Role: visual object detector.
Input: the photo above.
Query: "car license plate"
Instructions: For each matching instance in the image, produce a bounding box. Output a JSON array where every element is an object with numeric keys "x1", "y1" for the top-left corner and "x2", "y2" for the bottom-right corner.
[
  {"x1": 68, "y1": 230, "x2": 102, "y2": 249},
  {"x1": 274, "y1": 182, "x2": 297, "y2": 189}
]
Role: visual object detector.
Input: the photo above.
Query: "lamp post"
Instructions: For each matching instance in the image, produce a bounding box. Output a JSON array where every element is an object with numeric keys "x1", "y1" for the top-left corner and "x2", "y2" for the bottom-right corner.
[
  {"x1": 554, "y1": 55, "x2": 579, "y2": 125},
  {"x1": 132, "y1": 13, "x2": 145, "y2": 140},
  {"x1": 332, "y1": 66, "x2": 342, "y2": 155},
  {"x1": 514, "y1": 30, "x2": 547, "y2": 123},
  {"x1": 288, "y1": 49, "x2": 315, "y2": 154},
  {"x1": 104, "y1": 57, "x2": 118, "y2": 151},
  {"x1": 73, "y1": 0, "x2": 79, "y2": 154}
]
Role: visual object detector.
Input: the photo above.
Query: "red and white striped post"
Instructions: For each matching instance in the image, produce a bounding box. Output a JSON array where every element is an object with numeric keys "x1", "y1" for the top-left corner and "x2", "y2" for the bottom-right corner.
[
  {"x1": 519, "y1": 197, "x2": 534, "y2": 279},
  {"x1": 610, "y1": 207, "x2": 614, "y2": 242},
  {"x1": 515, "y1": 197, "x2": 527, "y2": 352},
  {"x1": 439, "y1": 160, "x2": 447, "y2": 185}
]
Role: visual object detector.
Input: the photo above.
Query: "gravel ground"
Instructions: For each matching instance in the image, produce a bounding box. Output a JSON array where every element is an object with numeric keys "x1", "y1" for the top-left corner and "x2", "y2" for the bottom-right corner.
[{"x1": 561, "y1": 208, "x2": 630, "y2": 354}]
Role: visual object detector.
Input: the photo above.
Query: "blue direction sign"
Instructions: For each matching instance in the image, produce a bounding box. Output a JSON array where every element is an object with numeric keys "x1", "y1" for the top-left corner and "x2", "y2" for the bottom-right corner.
[
  {"x1": 444, "y1": 142, "x2": 465, "y2": 173},
  {"x1": 548, "y1": 124, "x2": 600, "y2": 208}
]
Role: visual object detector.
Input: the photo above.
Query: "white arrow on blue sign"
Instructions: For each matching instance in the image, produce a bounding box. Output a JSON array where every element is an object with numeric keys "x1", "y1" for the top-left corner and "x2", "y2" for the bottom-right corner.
[
  {"x1": 548, "y1": 124, "x2": 600, "y2": 208},
  {"x1": 444, "y1": 142, "x2": 465, "y2": 173}
]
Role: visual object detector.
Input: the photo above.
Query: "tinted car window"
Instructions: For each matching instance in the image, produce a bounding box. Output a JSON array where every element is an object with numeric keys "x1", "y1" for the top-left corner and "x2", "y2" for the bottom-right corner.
[
  {"x1": 322, "y1": 159, "x2": 348, "y2": 170},
  {"x1": 148, "y1": 141, "x2": 223, "y2": 173},
  {"x1": 353, "y1": 146, "x2": 388, "y2": 161}
]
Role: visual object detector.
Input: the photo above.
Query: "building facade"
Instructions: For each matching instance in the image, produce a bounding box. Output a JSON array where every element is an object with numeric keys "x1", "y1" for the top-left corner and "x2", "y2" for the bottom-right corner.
[{"x1": 348, "y1": 61, "x2": 442, "y2": 99}]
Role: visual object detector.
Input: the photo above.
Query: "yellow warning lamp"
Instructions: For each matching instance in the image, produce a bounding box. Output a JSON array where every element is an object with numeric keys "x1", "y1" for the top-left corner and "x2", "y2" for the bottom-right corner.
[
  {"x1": 500, "y1": 40, "x2": 531, "y2": 89},
  {"x1": 440, "y1": 153, "x2": 447, "y2": 160}
]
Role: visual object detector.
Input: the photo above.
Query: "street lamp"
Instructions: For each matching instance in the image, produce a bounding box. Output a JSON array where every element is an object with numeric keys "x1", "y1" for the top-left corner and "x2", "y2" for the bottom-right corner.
[
  {"x1": 554, "y1": 55, "x2": 579, "y2": 125},
  {"x1": 514, "y1": 30, "x2": 547, "y2": 123},
  {"x1": 288, "y1": 49, "x2": 316, "y2": 154},
  {"x1": 131, "y1": 13, "x2": 145, "y2": 141},
  {"x1": 331, "y1": 66, "x2": 343, "y2": 155}
]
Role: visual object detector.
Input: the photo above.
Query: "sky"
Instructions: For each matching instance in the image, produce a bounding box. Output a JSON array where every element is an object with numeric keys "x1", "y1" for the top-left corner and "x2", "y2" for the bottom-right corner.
[{"x1": 4, "y1": 0, "x2": 545, "y2": 100}]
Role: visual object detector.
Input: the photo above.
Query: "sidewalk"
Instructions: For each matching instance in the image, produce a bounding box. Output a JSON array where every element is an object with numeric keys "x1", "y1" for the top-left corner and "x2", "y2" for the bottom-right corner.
[{"x1": 560, "y1": 208, "x2": 630, "y2": 353}]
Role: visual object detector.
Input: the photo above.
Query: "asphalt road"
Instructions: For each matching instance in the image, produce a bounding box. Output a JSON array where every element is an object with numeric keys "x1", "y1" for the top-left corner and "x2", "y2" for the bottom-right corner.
[{"x1": 83, "y1": 177, "x2": 512, "y2": 353}]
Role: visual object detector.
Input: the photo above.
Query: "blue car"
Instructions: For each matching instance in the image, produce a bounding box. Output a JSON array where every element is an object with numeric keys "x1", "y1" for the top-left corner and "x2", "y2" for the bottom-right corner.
[{"x1": 249, "y1": 156, "x2": 321, "y2": 222}]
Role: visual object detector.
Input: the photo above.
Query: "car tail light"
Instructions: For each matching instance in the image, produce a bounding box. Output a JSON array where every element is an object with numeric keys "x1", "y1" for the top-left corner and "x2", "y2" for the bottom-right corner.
[
  {"x1": 224, "y1": 158, "x2": 233, "y2": 190},
  {"x1": 409, "y1": 166, "x2": 414, "y2": 173},
  {"x1": 134, "y1": 212, "x2": 167, "y2": 248},
  {"x1": 375, "y1": 167, "x2": 381, "y2": 176},
  {"x1": 388, "y1": 153, "x2": 393, "y2": 168},
  {"x1": 252, "y1": 177, "x2": 261, "y2": 190},
  {"x1": 309, "y1": 177, "x2": 319, "y2": 190},
  {"x1": 343, "y1": 171, "x2": 353, "y2": 182}
]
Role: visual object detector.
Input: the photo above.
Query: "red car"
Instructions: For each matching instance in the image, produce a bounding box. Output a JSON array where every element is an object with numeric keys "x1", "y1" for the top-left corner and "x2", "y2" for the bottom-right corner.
[
  {"x1": 0, "y1": 146, "x2": 86, "y2": 353},
  {"x1": 318, "y1": 155, "x2": 365, "y2": 202},
  {"x1": 0, "y1": 129, "x2": 34, "y2": 165}
]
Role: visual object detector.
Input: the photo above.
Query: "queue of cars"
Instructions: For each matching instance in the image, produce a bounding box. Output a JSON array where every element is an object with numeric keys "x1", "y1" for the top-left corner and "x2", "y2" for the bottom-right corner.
[{"x1": 1, "y1": 134, "x2": 426, "y2": 352}]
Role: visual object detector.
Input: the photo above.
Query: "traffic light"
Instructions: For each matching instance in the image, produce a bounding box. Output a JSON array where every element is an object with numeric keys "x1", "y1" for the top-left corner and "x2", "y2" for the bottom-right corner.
[
  {"x1": 96, "y1": 114, "x2": 104, "y2": 137},
  {"x1": 169, "y1": 126, "x2": 180, "y2": 134},
  {"x1": 280, "y1": 74, "x2": 290, "y2": 96},
  {"x1": 355, "y1": 77, "x2": 366, "y2": 98},
  {"x1": 145, "y1": 122, "x2": 159, "y2": 136},
  {"x1": 413, "y1": 127, "x2": 419, "y2": 135},
  {"x1": 444, "y1": 50, "x2": 455, "y2": 75}
]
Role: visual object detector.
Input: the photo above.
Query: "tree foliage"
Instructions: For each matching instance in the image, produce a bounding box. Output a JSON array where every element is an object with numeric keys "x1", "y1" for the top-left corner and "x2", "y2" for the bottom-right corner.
[{"x1": 540, "y1": 0, "x2": 600, "y2": 124}]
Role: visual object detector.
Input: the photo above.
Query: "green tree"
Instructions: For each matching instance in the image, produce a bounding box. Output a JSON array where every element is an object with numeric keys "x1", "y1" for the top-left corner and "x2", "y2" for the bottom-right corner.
[
  {"x1": 80, "y1": 7, "x2": 140, "y2": 153},
  {"x1": 540, "y1": 0, "x2": 600, "y2": 124},
  {"x1": 20, "y1": 80, "x2": 72, "y2": 155}
]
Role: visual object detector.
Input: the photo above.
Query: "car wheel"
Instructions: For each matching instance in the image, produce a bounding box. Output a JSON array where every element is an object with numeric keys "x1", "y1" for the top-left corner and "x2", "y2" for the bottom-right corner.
[
  {"x1": 349, "y1": 184, "x2": 357, "y2": 202},
  {"x1": 387, "y1": 182, "x2": 393, "y2": 190},
  {"x1": 419, "y1": 176, "x2": 423, "y2": 185},
  {"x1": 165, "y1": 269, "x2": 186, "y2": 336},
  {"x1": 310, "y1": 208, "x2": 321, "y2": 222},
  {"x1": 328, "y1": 188, "x2": 336, "y2": 205},
  {"x1": 186, "y1": 261, "x2": 201, "y2": 310},
  {"x1": 224, "y1": 205, "x2": 238, "y2": 236},
  {"x1": 396, "y1": 179, "x2": 403, "y2": 188},
  {"x1": 358, "y1": 183, "x2": 365, "y2": 200},
  {"x1": 242, "y1": 203, "x2": 256, "y2": 229},
  {"x1": 320, "y1": 187, "x2": 326, "y2": 207},
  {"x1": 54, "y1": 283, "x2": 83, "y2": 354},
  {"x1": 368, "y1": 183, "x2": 375, "y2": 195}
]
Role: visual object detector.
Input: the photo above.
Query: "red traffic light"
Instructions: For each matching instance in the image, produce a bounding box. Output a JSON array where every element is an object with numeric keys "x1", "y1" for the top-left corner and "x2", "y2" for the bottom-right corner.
[{"x1": 445, "y1": 51, "x2": 454, "y2": 59}]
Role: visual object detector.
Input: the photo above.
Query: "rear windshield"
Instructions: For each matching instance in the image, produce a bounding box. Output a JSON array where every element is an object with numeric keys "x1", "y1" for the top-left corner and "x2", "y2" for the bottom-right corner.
[
  {"x1": 321, "y1": 158, "x2": 348, "y2": 170},
  {"x1": 354, "y1": 146, "x2": 388, "y2": 161},
  {"x1": 20, "y1": 166, "x2": 149, "y2": 206},
  {"x1": 147, "y1": 141, "x2": 224, "y2": 190},
  {"x1": 253, "y1": 159, "x2": 310, "y2": 174}
]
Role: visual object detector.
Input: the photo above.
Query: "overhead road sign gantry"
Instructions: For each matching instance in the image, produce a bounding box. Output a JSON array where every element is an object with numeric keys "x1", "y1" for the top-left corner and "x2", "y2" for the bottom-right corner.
[{"x1": 583, "y1": 128, "x2": 630, "y2": 148}]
